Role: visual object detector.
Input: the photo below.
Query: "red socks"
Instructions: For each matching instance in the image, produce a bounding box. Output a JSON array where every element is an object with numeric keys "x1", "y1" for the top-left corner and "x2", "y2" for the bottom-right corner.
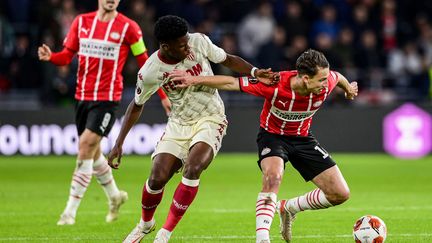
[
  {"x1": 141, "y1": 180, "x2": 164, "y2": 222},
  {"x1": 163, "y1": 177, "x2": 199, "y2": 231}
]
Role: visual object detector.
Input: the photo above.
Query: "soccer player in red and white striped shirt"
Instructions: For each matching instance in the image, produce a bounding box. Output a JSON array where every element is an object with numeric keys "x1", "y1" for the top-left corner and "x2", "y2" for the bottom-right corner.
[
  {"x1": 170, "y1": 49, "x2": 358, "y2": 243},
  {"x1": 37, "y1": 0, "x2": 170, "y2": 226}
]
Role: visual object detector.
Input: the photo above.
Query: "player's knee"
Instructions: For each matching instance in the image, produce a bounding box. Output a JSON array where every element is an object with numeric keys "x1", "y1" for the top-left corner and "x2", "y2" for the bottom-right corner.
[
  {"x1": 183, "y1": 163, "x2": 206, "y2": 179},
  {"x1": 148, "y1": 174, "x2": 169, "y2": 190},
  {"x1": 264, "y1": 171, "x2": 283, "y2": 189},
  {"x1": 79, "y1": 139, "x2": 98, "y2": 151},
  {"x1": 328, "y1": 188, "x2": 350, "y2": 205}
]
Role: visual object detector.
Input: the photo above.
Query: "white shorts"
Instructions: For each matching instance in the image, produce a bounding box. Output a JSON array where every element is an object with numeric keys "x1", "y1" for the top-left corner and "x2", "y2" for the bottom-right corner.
[{"x1": 152, "y1": 115, "x2": 228, "y2": 162}]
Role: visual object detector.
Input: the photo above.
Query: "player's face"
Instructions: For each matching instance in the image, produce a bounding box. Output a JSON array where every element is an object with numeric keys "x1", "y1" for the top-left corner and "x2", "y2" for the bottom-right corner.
[
  {"x1": 305, "y1": 67, "x2": 329, "y2": 94},
  {"x1": 99, "y1": 0, "x2": 120, "y2": 12},
  {"x1": 165, "y1": 35, "x2": 191, "y2": 62}
]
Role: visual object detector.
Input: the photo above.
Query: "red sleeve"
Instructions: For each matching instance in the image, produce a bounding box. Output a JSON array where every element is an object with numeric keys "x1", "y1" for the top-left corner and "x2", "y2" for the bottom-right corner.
[
  {"x1": 135, "y1": 52, "x2": 149, "y2": 68},
  {"x1": 238, "y1": 76, "x2": 275, "y2": 99},
  {"x1": 63, "y1": 15, "x2": 80, "y2": 52},
  {"x1": 125, "y1": 20, "x2": 143, "y2": 46},
  {"x1": 50, "y1": 48, "x2": 76, "y2": 66},
  {"x1": 157, "y1": 88, "x2": 168, "y2": 99}
]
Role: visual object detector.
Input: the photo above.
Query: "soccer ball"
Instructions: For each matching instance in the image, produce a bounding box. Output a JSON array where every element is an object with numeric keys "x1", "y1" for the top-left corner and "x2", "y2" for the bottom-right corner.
[{"x1": 352, "y1": 215, "x2": 387, "y2": 243}]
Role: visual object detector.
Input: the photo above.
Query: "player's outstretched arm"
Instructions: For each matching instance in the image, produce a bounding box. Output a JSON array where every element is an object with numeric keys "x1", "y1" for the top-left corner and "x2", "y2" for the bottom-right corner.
[
  {"x1": 170, "y1": 70, "x2": 240, "y2": 91},
  {"x1": 221, "y1": 54, "x2": 278, "y2": 85},
  {"x1": 108, "y1": 100, "x2": 144, "y2": 169},
  {"x1": 336, "y1": 72, "x2": 358, "y2": 100}
]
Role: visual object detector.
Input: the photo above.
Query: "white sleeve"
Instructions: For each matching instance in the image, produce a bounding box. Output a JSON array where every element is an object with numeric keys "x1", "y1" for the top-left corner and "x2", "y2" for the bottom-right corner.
[
  {"x1": 134, "y1": 66, "x2": 160, "y2": 105},
  {"x1": 196, "y1": 33, "x2": 227, "y2": 63}
]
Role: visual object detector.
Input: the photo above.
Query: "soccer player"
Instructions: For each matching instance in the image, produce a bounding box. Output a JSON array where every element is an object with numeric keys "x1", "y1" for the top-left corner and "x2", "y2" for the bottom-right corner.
[
  {"x1": 170, "y1": 49, "x2": 358, "y2": 243},
  {"x1": 37, "y1": 0, "x2": 170, "y2": 225},
  {"x1": 107, "y1": 15, "x2": 274, "y2": 243}
]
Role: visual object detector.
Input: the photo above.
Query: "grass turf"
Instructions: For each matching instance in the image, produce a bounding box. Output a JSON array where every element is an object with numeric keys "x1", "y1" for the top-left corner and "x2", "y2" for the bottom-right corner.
[{"x1": 0, "y1": 153, "x2": 431, "y2": 242}]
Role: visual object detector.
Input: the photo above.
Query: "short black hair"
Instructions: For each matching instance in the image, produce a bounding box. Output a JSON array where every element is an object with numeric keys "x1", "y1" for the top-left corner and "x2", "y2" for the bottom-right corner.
[
  {"x1": 296, "y1": 49, "x2": 329, "y2": 77},
  {"x1": 154, "y1": 15, "x2": 189, "y2": 42}
]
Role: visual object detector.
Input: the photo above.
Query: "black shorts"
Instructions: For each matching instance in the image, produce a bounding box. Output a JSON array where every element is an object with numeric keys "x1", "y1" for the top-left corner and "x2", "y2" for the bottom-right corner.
[
  {"x1": 256, "y1": 127, "x2": 336, "y2": 181},
  {"x1": 75, "y1": 101, "x2": 119, "y2": 137}
]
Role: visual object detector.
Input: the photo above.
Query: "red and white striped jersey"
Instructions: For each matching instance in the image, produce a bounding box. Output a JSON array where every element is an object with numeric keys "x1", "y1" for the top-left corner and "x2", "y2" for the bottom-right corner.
[
  {"x1": 239, "y1": 70, "x2": 339, "y2": 136},
  {"x1": 64, "y1": 12, "x2": 144, "y2": 101}
]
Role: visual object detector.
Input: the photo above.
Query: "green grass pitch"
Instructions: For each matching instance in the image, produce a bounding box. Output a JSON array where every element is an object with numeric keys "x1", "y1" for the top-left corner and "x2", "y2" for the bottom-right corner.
[{"x1": 1, "y1": 154, "x2": 431, "y2": 242}]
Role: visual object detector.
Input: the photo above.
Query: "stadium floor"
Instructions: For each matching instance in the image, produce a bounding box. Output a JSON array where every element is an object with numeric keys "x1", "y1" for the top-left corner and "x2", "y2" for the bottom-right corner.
[{"x1": 1, "y1": 154, "x2": 431, "y2": 242}]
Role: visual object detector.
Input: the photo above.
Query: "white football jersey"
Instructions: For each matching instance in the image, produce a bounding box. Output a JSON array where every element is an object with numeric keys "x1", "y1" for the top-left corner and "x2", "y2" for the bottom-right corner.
[{"x1": 135, "y1": 33, "x2": 227, "y2": 125}]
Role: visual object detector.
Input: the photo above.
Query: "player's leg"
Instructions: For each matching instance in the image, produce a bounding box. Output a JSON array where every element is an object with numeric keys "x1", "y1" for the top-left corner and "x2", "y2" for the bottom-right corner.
[
  {"x1": 58, "y1": 128, "x2": 101, "y2": 225},
  {"x1": 125, "y1": 119, "x2": 187, "y2": 242},
  {"x1": 155, "y1": 117, "x2": 227, "y2": 242},
  {"x1": 255, "y1": 128, "x2": 290, "y2": 242},
  {"x1": 282, "y1": 146, "x2": 350, "y2": 214},
  {"x1": 155, "y1": 142, "x2": 213, "y2": 242},
  {"x1": 144, "y1": 153, "x2": 183, "y2": 225},
  {"x1": 311, "y1": 165, "x2": 350, "y2": 205},
  {"x1": 92, "y1": 146, "x2": 127, "y2": 222},
  {"x1": 58, "y1": 101, "x2": 118, "y2": 225},
  {"x1": 257, "y1": 156, "x2": 284, "y2": 243},
  {"x1": 278, "y1": 165, "x2": 349, "y2": 242},
  {"x1": 84, "y1": 101, "x2": 126, "y2": 222},
  {"x1": 124, "y1": 153, "x2": 182, "y2": 243},
  {"x1": 278, "y1": 137, "x2": 349, "y2": 241}
]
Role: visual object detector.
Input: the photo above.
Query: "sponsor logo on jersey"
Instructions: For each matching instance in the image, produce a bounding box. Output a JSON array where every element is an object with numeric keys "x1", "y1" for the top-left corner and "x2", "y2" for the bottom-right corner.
[
  {"x1": 270, "y1": 106, "x2": 316, "y2": 122},
  {"x1": 78, "y1": 38, "x2": 120, "y2": 60},
  {"x1": 185, "y1": 63, "x2": 202, "y2": 76},
  {"x1": 313, "y1": 100, "x2": 323, "y2": 107},
  {"x1": 261, "y1": 147, "x2": 271, "y2": 156},
  {"x1": 110, "y1": 32, "x2": 120, "y2": 40}
]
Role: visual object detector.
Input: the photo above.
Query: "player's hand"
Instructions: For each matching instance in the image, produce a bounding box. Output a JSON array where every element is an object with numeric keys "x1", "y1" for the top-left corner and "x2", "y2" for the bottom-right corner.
[
  {"x1": 160, "y1": 97, "x2": 171, "y2": 116},
  {"x1": 169, "y1": 69, "x2": 195, "y2": 88},
  {"x1": 38, "y1": 44, "x2": 52, "y2": 61},
  {"x1": 255, "y1": 68, "x2": 280, "y2": 85},
  {"x1": 345, "y1": 81, "x2": 358, "y2": 100},
  {"x1": 107, "y1": 144, "x2": 123, "y2": 169}
]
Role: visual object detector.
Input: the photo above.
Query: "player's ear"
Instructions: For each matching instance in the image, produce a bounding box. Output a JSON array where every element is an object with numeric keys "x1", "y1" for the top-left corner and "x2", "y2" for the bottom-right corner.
[
  {"x1": 161, "y1": 43, "x2": 169, "y2": 52},
  {"x1": 301, "y1": 74, "x2": 309, "y2": 83}
]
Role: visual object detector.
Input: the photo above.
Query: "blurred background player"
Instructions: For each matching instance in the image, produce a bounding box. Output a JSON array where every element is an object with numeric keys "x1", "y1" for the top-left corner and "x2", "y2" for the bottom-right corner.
[
  {"x1": 170, "y1": 49, "x2": 357, "y2": 243},
  {"x1": 107, "y1": 15, "x2": 274, "y2": 243},
  {"x1": 37, "y1": 0, "x2": 170, "y2": 225}
]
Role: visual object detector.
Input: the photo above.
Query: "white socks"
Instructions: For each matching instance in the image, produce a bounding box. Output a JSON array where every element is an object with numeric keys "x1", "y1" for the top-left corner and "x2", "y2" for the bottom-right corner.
[
  {"x1": 285, "y1": 188, "x2": 333, "y2": 214},
  {"x1": 64, "y1": 159, "x2": 93, "y2": 217},
  {"x1": 256, "y1": 192, "x2": 277, "y2": 243},
  {"x1": 140, "y1": 217, "x2": 155, "y2": 230},
  {"x1": 63, "y1": 154, "x2": 122, "y2": 218},
  {"x1": 93, "y1": 154, "x2": 120, "y2": 200}
]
